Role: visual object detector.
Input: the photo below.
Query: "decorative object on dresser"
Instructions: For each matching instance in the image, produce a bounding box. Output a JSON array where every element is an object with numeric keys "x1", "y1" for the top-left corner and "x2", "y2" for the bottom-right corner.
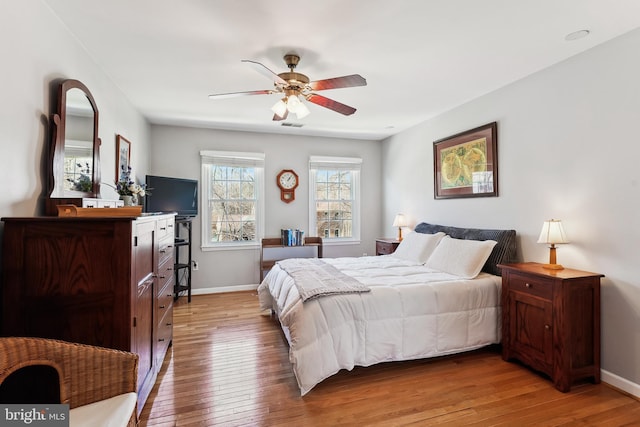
[
  {"x1": 392, "y1": 213, "x2": 406, "y2": 241},
  {"x1": 276, "y1": 169, "x2": 299, "y2": 203},
  {"x1": 1, "y1": 214, "x2": 176, "y2": 415},
  {"x1": 260, "y1": 236, "x2": 323, "y2": 282},
  {"x1": 45, "y1": 79, "x2": 102, "y2": 215},
  {"x1": 433, "y1": 122, "x2": 498, "y2": 199},
  {"x1": 375, "y1": 238, "x2": 400, "y2": 255},
  {"x1": 498, "y1": 262, "x2": 603, "y2": 392},
  {"x1": 57, "y1": 204, "x2": 142, "y2": 217},
  {"x1": 537, "y1": 219, "x2": 569, "y2": 270},
  {"x1": 111, "y1": 164, "x2": 149, "y2": 206}
]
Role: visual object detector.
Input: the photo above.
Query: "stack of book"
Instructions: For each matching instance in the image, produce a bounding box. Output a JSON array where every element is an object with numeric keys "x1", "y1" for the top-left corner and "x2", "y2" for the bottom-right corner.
[{"x1": 281, "y1": 229, "x2": 305, "y2": 246}]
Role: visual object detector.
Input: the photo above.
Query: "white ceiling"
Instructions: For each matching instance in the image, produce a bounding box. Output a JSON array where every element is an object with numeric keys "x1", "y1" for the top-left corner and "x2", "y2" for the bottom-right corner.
[{"x1": 43, "y1": 0, "x2": 640, "y2": 140}]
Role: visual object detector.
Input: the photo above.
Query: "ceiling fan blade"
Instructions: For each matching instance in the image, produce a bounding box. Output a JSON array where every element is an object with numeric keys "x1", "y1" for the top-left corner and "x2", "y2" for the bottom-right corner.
[
  {"x1": 306, "y1": 94, "x2": 357, "y2": 116},
  {"x1": 308, "y1": 74, "x2": 367, "y2": 91},
  {"x1": 241, "y1": 60, "x2": 288, "y2": 85},
  {"x1": 272, "y1": 110, "x2": 288, "y2": 121},
  {"x1": 208, "y1": 89, "x2": 273, "y2": 99}
]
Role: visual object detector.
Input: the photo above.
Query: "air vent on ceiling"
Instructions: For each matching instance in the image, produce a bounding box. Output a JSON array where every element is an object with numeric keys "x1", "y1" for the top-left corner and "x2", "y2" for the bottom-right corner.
[{"x1": 281, "y1": 122, "x2": 304, "y2": 128}]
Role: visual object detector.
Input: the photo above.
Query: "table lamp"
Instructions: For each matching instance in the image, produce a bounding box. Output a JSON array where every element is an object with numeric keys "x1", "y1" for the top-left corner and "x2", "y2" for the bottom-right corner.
[
  {"x1": 537, "y1": 219, "x2": 569, "y2": 270},
  {"x1": 392, "y1": 214, "x2": 406, "y2": 241}
]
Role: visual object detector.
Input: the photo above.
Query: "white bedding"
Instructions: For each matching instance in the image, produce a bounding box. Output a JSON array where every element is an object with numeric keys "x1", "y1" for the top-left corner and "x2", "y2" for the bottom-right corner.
[{"x1": 257, "y1": 255, "x2": 502, "y2": 395}]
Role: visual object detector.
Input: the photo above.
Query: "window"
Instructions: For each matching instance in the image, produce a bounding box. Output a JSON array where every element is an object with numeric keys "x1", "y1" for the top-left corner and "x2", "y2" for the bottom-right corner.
[
  {"x1": 309, "y1": 156, "x2": 361, "y2": 243},
  {"x1": 200, "y1": 151, "x2": 265, "y2": 249},
  {"x1": 63, "y1": 142, "x2": 93, "y2": 192}
]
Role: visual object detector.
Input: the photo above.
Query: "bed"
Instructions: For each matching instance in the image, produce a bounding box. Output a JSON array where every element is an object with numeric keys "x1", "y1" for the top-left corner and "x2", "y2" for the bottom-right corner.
[{"x1": 257, "y1": 222, "x2": 517, "y2": 395}]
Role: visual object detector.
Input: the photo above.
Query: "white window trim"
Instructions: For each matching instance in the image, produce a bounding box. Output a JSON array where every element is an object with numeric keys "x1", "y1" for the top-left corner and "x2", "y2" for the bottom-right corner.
[
  {"x1": 200, "y1": 150, "x2": 265, "y2": 250},
  {"x1": 308, "y1": 156, "x2": 362, "y2": 245}
]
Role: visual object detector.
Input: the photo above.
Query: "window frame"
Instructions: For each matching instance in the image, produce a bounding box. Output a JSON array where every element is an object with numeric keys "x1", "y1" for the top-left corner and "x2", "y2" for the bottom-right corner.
[
  {"x1": 308, "y1": 156, "x2": 362, "y2": 245},
  {"x1": 200, "y1": 150, "x2": 265, "y2": 251}
]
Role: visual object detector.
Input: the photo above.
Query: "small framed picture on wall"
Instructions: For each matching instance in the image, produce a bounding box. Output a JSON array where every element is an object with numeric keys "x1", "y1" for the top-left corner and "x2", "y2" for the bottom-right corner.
[{"x1": 116, "y1": 134, "x2": 131, "y2": 180}]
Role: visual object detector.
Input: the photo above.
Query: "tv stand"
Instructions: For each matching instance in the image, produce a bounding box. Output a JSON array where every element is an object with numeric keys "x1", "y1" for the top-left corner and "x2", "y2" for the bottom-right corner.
[{"x1": 174, "y1": 217, "x2": 192, "y2": 302}]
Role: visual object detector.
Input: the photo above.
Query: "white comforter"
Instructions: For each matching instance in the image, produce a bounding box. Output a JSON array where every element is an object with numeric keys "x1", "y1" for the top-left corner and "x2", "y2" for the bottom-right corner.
[{"x1": 257, "y1": 255, "x2": 502, "y2": 395}]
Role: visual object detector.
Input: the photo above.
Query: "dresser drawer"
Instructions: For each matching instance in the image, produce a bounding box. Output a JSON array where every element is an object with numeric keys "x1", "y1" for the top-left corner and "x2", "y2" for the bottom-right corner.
[
  {"x1": 158, "y1": 256, "x2": 174, "y2": 290},
  {"x1": 157, "y1": 279, "x2": 174, "y2": 311},
  {"x1": 158, "y1": 239, "x2": 174, "y2": 266},
  {"x1": 156, "y1": 308, "x2": 173, "y2": 368},
  {"x1": 509, "y1": 272, "x2": 553, "y2": 300},
  {"x1": 157, "y1": 217, "x2": 174, "y2": 240}
]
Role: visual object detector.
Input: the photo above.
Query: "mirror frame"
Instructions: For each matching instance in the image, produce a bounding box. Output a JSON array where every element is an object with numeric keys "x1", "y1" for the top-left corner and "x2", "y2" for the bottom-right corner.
[{"x1": 47, "y1": 79, "x2": 101, "y2": 213}]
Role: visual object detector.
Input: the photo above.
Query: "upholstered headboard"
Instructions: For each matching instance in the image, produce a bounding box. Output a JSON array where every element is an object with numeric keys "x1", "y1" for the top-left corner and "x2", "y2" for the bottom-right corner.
[{"x1": 414, "y1": 222, "x2": 517, "y2": 276}]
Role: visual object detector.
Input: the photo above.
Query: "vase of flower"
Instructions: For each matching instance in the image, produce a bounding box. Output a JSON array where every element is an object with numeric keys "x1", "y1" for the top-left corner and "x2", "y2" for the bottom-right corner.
[
  {"x1": 110, "y1": 165, "x2": 151, "y2": 207},
  {"x1": 121, "y1": 195, "x2": 134, "y2": 206}
]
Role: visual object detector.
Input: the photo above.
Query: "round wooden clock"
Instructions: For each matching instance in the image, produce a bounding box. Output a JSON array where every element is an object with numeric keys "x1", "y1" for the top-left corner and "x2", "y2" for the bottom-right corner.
[{"x1": 276, "y1": 169, "x2": 299, "y2": 203}]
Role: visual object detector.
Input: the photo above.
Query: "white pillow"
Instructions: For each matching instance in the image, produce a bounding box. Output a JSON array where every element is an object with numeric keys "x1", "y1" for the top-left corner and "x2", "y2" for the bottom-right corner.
[
  {"x1": 425, "y1": 236, "x2": 497, "y2": 279},
  {"x1": 391, "y1": 231, "x2": 446, "y2": 263}
]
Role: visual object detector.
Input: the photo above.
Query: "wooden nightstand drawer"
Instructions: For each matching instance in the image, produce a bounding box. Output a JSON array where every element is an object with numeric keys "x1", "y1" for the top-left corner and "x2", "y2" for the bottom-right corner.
[
  {"x1": 509, "y1": 272, "x2": 553, "y2": 300},
  {"x1": 376, "y1": 239, "x2": 400, "y2": 255}
]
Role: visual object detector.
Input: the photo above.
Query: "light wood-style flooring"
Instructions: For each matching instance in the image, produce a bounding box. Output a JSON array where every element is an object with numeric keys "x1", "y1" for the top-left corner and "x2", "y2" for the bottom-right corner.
[{"x1": 140, "y1": 291, "x2": 640, "y2": 426}]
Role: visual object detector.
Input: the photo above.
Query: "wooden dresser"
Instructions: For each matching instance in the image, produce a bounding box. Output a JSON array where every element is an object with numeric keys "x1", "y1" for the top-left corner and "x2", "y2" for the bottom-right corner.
[
  {"x1": 498, "y1": 262, "x2": 603, "y2": 392},
  {"x1": 1, "y1": 214, "x2": 175, "y2": 413}
]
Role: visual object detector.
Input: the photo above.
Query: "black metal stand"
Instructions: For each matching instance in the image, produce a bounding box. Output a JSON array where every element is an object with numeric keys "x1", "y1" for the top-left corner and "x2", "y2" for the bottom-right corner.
[{"x1": 174, "y1": 217, "x2": 192, "y2": 302}]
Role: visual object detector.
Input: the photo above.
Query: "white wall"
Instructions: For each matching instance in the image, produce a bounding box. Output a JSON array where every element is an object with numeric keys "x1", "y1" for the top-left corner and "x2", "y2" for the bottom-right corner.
[
  {"x1": 0, "y1": 1, "x2": 150, "y2": 220},
  {"x1": 149, "y1": 125, "x2": 382, "y2": 290},
  {"x1": 382, "y1": 29, "x2": 640, "y2": 393}
]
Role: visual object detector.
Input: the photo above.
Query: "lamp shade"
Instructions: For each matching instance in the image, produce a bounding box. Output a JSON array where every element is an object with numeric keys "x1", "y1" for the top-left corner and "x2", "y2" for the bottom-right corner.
[
  {"x1": 271, "y1": 99, "x2": 287, "y2": 118},
  {"x1": 295, "y1": 101, "x2": 310, "y2": 119},
  {"x1": 286, "y1": 94, "x2": 301, "y2": 112},
  {"x1": 392, "y1": 214, "x2": 406, "y2": 227},
  {"x1": 537, "y1": 219, "x2": 569, "y2": 244}
]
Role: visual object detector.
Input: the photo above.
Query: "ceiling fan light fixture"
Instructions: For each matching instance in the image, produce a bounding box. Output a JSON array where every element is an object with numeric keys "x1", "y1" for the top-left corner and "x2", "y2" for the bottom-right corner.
[
  {"x1": 295, "y1": 101, "x2": 310, "y2": 119},
  {"x1": 210, "y1": 55, "x2": 366, "y2": 120},
  {"x1": 271, "y1": 99, "x2": 287, "y2": 117},
  {"x1": 286, "y1": 94, "x2": 301, "y2": 112}
]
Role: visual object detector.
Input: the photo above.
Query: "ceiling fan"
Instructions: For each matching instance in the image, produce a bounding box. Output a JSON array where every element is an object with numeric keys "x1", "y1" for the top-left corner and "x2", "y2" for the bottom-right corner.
[{"x1": 208, "y1": 54, "x2": 367, "y2": 121}]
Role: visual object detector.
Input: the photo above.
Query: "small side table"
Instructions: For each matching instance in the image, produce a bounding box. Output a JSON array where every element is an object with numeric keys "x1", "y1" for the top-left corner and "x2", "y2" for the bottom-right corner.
[
  {"x1": 499, "y1": 262, "x2": 603, "y2": 392},
  {"x1": 375, "y1": 238, "x2": 400, "y2": 255}
]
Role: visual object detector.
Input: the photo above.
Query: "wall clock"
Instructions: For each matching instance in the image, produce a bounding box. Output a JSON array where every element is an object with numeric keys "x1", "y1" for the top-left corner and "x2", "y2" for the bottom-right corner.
[{"x1": 276, "y1": 169, "x2": 299, "y2": 203}]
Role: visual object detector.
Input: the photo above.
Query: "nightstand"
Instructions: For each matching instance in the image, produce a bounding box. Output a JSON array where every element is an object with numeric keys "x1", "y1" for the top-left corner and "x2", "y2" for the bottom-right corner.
[
  {"x1": 498, "y1": 262, "x2": 603, "y2": 392},
  {"x1": 375, "y1": 238, "x2": 400, "y2": 255}
]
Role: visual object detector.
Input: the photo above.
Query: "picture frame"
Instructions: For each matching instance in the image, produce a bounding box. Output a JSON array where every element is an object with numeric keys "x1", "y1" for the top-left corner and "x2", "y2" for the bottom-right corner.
[
  {"x1": 116, "y1": 134, "x2": 131, "y2": 180},
  {"x1": 433, "y1": 122, "x2": 498, "y2": 199}
]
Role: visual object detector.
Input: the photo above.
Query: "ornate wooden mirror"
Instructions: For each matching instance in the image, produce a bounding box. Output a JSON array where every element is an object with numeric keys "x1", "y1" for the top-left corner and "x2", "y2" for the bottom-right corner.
[{"x1": 46, "y1": 79, "x2": 101, "y2": 215}]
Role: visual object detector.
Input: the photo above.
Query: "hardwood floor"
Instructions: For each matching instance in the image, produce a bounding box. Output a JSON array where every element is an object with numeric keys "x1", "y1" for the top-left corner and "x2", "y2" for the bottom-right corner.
[{"x1": 140, "y1": 291, "x2": 640, "y2": 426}]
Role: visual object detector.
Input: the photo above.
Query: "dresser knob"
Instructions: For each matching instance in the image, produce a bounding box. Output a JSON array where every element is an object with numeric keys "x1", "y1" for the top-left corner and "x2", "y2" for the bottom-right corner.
[
  {"x1": 160, "y1": 305, "x2": 165, "y2": 309},
  {"x1": 545, "y1": 324, "x2": 550, "y2": 330},
  {"x1": 525, "y1": 283, "x2": 531, "y2": 288}
]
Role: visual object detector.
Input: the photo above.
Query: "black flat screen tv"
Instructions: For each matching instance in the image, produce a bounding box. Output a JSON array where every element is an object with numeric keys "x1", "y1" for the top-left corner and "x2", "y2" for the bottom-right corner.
[{"x1": 144, "y1": 175, "x2": 198, "y2": 218}]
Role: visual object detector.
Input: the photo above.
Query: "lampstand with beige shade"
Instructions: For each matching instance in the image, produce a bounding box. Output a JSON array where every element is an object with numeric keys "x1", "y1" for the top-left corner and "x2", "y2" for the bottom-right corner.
[{"x1": 537, "y1": 219, "x2": 569, "y2": 270}]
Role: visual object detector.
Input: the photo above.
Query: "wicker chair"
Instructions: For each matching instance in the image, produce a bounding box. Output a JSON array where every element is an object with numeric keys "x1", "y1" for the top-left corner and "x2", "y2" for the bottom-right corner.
[{"x1": 0, "y1": 337, "x2": 138, "y2": 426}]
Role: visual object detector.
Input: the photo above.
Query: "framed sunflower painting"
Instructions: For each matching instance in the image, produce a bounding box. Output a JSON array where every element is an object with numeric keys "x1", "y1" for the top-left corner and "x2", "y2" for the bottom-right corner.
[{"x1": 433, "y1": 122, "x2": 498, "y2": 199}]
